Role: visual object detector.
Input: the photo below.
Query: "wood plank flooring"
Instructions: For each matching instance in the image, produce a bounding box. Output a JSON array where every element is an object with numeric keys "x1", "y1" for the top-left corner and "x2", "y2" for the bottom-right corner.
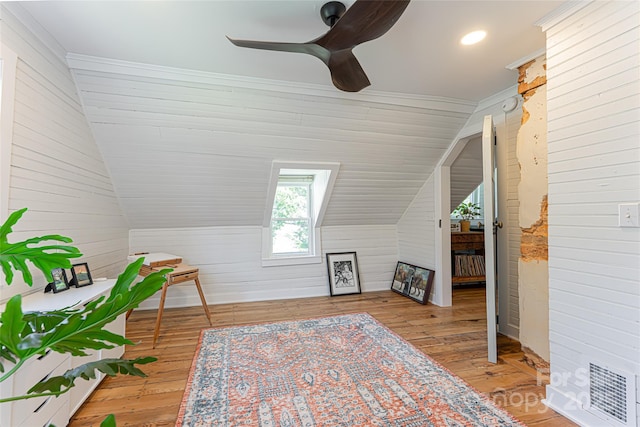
[{"x1": 69, "y1": 288, "x2": 575, "y2": 426}]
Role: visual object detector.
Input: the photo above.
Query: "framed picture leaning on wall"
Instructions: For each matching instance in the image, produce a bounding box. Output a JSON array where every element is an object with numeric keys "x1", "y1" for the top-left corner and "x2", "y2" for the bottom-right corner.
[
  {"x1": 391, "y1": 261, "x2": 434, "y2": 304},
  {"x1": 326, "y1": 252, "x2": 361, "y2": 296}
]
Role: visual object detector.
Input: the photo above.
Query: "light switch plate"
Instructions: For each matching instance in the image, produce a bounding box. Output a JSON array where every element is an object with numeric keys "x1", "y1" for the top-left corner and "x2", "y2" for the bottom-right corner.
[{"x1": 618, "y1": 203, "x2": 640, "y2": 227}]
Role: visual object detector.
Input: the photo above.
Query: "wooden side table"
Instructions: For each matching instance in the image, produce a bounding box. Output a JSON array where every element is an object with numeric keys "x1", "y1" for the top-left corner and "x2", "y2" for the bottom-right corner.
[{"x1": 139, "y1": 262, "x2": 213, "y2": 348}]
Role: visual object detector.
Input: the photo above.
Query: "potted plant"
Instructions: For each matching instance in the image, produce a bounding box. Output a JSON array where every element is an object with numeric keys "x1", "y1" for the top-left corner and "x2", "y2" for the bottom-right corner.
[
  {"x1": 452, "y1": 201, "x2": 481, "y2": 232},
  {"x1": 0, "y1": 208, "x2": 170, "y2": 426}
]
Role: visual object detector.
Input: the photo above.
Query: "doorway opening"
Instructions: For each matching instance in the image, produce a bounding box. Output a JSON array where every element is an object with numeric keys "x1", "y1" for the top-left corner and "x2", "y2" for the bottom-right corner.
[{"x1": 434, "y1": 116, "x2": 498, "y2": 362}]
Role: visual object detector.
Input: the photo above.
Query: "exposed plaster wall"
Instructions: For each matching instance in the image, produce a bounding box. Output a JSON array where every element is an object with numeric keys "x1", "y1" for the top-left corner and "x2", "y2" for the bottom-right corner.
[
  {"x1": 521, "y1": 195, "x2": 548, "y2": 262},
  {"x1": 518, "y1": 58, "x2": 548, "y2": 227},
  {"x1": 517, "y1": 55, "x2": 549, "y2": 363}
]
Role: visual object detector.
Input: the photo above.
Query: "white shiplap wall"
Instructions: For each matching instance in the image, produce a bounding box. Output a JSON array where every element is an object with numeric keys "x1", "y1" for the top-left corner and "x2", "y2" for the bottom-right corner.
[
  {"x1": 396, "y1": 174, "x2": 439, "y2": 302},
  {"x1": 397, "y1": 174, "x2": 436, "y2": 268},
  {"x1": 129, "y1": 224, "x2": 398, "y2": 309},
  {"x1": 66, "y1": 55, "x2": 475, "y2": 230},
  {"x1": 541, "y1": 1, "x2": 640, "y2": 425},
  {"x1": 0, "y1": 5, "x2": 129, "y2": 301}
]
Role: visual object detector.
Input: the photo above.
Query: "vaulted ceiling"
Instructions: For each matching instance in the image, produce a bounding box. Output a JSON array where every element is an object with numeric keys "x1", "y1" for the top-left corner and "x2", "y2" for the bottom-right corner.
[{"x1": 9, "y1": 1, "x2": 562, "y2": 229}]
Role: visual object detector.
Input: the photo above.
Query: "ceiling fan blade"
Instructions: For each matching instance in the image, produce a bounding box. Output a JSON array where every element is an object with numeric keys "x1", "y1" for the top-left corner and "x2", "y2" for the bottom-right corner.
[
  {"x1": 226, "y1": 0, "x2": 410, "y2": 92},
  {"x1": 326, "y1": 50, "x2": 371, "y2": 92},
  {"x1": 316, "y1": 0, "x2": 411, "y2": 51},
  {"x1": 227, "y1": 37, "x2": 320, "y2": 57}
]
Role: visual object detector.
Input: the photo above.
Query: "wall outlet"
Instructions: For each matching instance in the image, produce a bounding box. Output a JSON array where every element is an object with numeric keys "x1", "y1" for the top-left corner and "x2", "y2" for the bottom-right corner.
[{"x1": 618, "y1": 203, "x2": 640, "y2": 227}]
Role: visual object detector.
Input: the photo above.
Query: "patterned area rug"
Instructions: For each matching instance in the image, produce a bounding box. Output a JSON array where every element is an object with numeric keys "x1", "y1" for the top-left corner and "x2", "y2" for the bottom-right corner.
[{"x1": 176, "y1": 313, "x2": 524, "y2": 426}]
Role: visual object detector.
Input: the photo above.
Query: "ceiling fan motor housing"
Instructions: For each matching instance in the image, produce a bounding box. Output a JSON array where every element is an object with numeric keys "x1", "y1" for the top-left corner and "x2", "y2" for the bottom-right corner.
[{"x1": 321, "y1": 1, "x2": 346, "y2": 27}]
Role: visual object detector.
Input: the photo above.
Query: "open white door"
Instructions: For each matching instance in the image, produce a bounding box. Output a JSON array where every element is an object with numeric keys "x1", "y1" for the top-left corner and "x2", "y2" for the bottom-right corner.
[{"x1": 482, "y1": 115, "x2": 498, "y2": 363}]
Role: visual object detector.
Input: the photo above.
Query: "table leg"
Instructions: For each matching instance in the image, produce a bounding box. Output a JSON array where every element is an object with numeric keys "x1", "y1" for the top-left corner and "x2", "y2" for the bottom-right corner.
[
  {"x1": 153, "y1": 282, "x2": 169, "y2": 348},
  {"x1": 194, "y1": 276, "x2": 213, "y2": 326}
]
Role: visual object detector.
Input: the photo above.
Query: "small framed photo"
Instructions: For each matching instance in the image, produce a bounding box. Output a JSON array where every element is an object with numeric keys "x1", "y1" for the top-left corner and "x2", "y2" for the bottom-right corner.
[
  {"x1": 326, "y1": 252, "x2": 361, "y2": 296},
  {"x1": 50, "y1": 267, "x2": 69, "y2": 293},
  {"x1": 391, "y1": 261, "x2": 435, "y2": 305},
  {"x1": 71, "y1": 263, "x2": 93, "y2": 287}
]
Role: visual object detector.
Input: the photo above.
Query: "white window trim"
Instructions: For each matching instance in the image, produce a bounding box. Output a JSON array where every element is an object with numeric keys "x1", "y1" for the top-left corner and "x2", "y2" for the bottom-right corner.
[
  {"x1": 262, "y1": 161, "x2": 340, "y2": 267},
  {"x1": 0, "y1": 44, "x2": 18, "y2": 223}
]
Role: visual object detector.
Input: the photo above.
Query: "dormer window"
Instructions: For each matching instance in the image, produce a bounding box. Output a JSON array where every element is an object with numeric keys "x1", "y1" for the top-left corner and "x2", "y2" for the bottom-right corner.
[
  {"x1": 271, "y1": 175, "x2": 313, "y2": 257},
  {"x1": 262, "y1": 161, "x2": 340, "y2": 267}
]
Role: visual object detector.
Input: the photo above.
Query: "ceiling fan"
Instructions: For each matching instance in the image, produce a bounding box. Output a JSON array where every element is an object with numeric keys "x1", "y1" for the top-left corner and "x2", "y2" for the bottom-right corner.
[{"x1": 227, "y1": 0, "x2": 411, "y2": 93}]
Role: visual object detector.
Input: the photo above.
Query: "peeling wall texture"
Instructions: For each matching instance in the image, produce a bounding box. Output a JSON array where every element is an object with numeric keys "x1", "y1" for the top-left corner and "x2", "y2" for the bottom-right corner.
[
  {"x1": 516, "y1": 55, "x2": 550, "y2": 362},
  {"x1": 521, "y1": 195, "x2": 548, "y2": 262}
]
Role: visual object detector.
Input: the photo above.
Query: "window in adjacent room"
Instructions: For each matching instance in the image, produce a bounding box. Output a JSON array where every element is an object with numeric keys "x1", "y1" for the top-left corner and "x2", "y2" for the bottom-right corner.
[{"x1": 451, "y1": 183, "x2": 484, "y2": 220}]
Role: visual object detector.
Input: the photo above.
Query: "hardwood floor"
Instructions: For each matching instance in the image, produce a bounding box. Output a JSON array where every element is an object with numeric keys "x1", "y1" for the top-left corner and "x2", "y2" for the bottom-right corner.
[{"x1": 69, "y1": 288, "x2": 575, "y2": 426}]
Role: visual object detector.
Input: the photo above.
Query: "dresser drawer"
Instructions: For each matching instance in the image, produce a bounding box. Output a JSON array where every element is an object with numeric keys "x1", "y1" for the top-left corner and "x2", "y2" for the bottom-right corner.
[
  {"x1": 13, "y1": 354, "x2": 70, "y2": 426},
  {"x1": 19, "y1": 391, "x2": 69, "y2": 427},
  {"x1": 12, "y1": 349, "x2": 67, "y2": 398}
]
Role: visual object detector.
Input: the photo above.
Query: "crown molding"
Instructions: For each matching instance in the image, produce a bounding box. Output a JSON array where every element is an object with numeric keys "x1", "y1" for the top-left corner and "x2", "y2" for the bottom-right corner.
[
  {"x1": 536, "y1": 1, "x2": 592, "y2": 32},
  {"x1": 2, "y1": 3, "x2": 67, "y2": 64},
  {"x1": 66, "y1": 53, "x2": 477, "y2": 113}
]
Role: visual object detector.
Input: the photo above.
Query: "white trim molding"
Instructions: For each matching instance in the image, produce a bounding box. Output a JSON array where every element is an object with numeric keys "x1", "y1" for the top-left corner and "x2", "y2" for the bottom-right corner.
[
  {"x1": 65, "y1": 53, "x2": 477, "y2": 112},
  {"x1": 0, "y1": 43, "x2": 18, "y2": 222}
]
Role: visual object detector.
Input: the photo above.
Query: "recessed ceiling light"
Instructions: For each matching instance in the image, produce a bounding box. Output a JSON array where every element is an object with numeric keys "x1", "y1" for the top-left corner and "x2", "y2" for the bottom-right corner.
[{"x1": 461, "y1": 30, "x2": 487, "y2": 45}]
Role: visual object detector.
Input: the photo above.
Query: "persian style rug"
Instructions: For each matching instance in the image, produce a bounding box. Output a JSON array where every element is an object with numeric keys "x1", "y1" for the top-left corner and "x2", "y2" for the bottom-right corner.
[{"x1": 176, "y1": 313, "x2": 524, "y2": 426}]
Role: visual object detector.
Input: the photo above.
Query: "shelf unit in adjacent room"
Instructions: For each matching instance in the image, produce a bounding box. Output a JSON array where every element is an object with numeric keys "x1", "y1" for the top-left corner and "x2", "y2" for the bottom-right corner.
[{"x1": 451, "y1": 231, "x2": 486, "y2": 284}]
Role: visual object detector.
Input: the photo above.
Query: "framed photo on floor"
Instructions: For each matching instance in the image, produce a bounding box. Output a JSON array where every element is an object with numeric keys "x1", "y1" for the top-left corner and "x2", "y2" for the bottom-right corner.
[
  {"x1": 326, "y1": 252, "x2": 361, "y2": 296},
  {"x1": 71, "y1": 262, "x2": 93, "y2": 287},
  {"x1": 391, "y1": 261, "x2": 434, "y2": 304}
]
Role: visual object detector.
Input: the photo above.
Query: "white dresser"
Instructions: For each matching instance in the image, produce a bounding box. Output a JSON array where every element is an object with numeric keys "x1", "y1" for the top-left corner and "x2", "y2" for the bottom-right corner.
[{"x1": 0, "y1": 280, "x2": 125, "y2": 427}]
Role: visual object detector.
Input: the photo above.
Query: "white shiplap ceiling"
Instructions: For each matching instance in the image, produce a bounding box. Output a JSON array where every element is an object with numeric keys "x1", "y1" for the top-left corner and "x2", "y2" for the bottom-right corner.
[
  {"x1": 17, "y1": 0, "x2": 562, "y2": 100},
  {"x1": 6, "y1": 1, "x2": 564, "y2": 229}
]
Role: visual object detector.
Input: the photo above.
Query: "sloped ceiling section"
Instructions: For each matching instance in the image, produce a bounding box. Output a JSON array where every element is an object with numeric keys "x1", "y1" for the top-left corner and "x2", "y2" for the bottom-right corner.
[
  {"x1": 450, "y1": 136, "x2": 483, "y2": 210},
  {"x1": 69, "y1": 56, "x2": 476, "y2": 229}
]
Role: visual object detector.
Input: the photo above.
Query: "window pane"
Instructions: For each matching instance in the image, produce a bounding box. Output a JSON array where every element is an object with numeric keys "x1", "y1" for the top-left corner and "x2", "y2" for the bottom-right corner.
[
  {"x1": 272, "y1": 185, "x2": 309, "y2": 219},
  {"x1": 451, "y1": 183, "x2": 484, "y2": 219},
  {"x1": 271, "y1": 219, "x2": 309, "y2": 254}
]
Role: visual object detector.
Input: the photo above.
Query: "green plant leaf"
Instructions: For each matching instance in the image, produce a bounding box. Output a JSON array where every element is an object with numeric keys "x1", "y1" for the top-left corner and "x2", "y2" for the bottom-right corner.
[
  {"x1": 100, "y1": 414, "x2": 116, "y2": 427},
  {"x1": 14, "y1": 259, "x2": 170, "y2": 360},
  {"x1": 27, "y1": 357, "x2": 157, "y2": 395},
  {"x1": 0, "y1": 258, "x2": 169, "y2": 385},
  {"x1": 0, "y1": 295, "x2": 26, "y2": 355},
  {"x1": 0, "y1": 209, "x2": 167, "y2": 416},
  {"x1": 453, "y1": 201, "x2": 481, "y2": 220},
  {"x1": 0, "y1": 208, "x2": 82, "y2": 285}
]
